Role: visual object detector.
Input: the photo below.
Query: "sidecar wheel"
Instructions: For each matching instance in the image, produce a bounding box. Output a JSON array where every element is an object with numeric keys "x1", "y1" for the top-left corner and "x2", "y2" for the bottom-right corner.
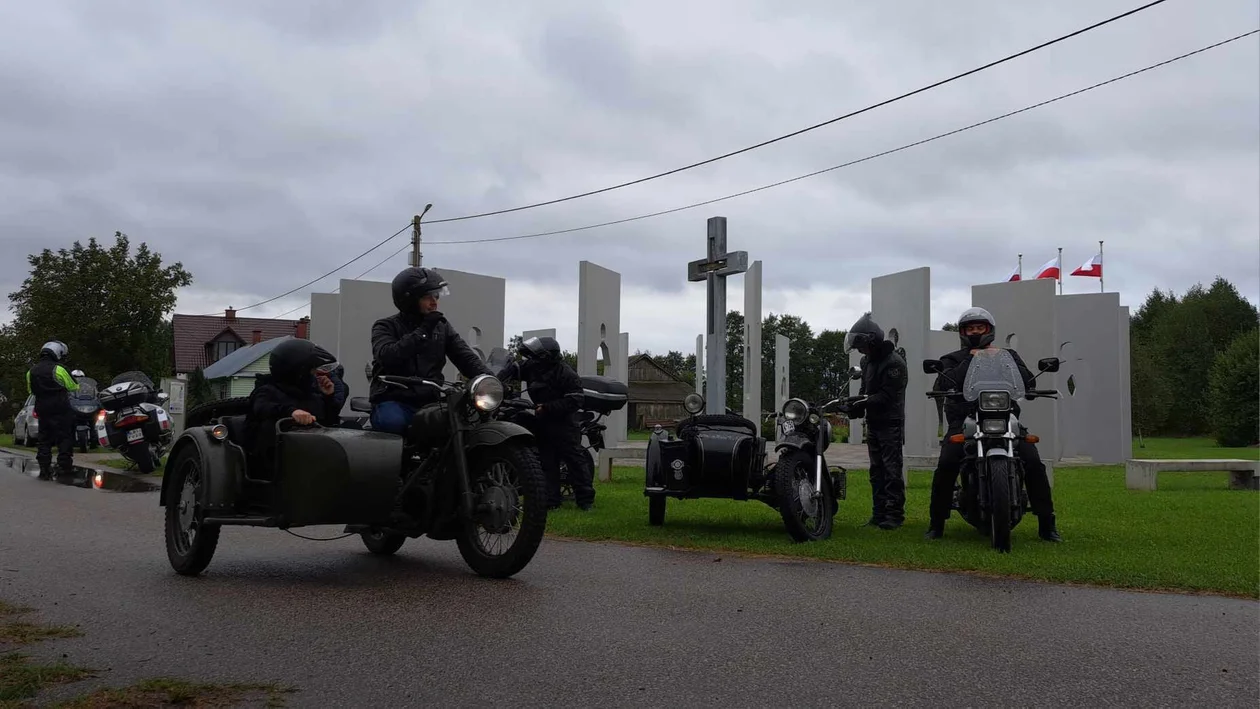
[
  {"x1": 164, "y1": 446, "x2": 220, "y2": 576},
  {"x1": 456, "y1": 442, "x2": 548, "y2": 579},
  {"x1": 774, "y1": 451, "x2": 834, "y2": 542},
  {"x1": 361, "y1": 531, "x2": 406, "y2": 556},
  {"x1": 648, "y1": 496, "x2": 666, "y2": 526}
]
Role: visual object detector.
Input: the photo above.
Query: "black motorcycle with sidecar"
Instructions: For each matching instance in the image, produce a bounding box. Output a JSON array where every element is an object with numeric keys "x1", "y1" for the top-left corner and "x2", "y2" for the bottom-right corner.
[
  {"x1": 643, "y1": 392, "x2": 847, "y2": 542},
  {"x1": 161, "y1": 368, "x2": 549, "y2": 579}
]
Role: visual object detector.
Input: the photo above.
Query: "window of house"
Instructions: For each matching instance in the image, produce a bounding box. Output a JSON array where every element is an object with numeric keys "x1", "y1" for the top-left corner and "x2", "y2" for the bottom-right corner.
[{"x1": 207, "y1": 339, "x2": 241, "y2": 363}]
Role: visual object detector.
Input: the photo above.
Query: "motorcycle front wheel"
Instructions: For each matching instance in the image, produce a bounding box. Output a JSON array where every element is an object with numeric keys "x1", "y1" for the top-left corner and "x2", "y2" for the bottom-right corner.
[
  {"x1": 987, "y1": 458, "x2": 1013, "y2": 553},
  {"x1": 774, "y1": 451, "x2": 834, "y2": 542},
  {"x1": 164, "y1": 445, "x2": 221, "y2": 576},
  {"x1": 456, "y1": 442, "x2": 548, "y2": 578}
]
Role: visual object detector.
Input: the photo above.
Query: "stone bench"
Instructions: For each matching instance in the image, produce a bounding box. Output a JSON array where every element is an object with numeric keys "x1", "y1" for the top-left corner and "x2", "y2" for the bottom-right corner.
[{"x1": 1125, "y1": 458, "x2": 1259, "y2": 491}]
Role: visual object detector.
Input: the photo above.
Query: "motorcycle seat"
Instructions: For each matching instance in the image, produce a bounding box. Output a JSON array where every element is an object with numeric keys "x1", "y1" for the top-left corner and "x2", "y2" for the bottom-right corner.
[{"x1": 349, "y1": 397, "x2": 372, "y2": 413}]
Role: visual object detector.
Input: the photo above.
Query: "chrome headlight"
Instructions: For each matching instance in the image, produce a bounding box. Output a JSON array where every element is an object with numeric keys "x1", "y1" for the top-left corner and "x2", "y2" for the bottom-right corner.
[
  {"x1": 469, "y1": 374, "x2": 504, "y2": 412},
  {"x1": 782, "y1": 398, "x2": 808, "y2": 422},
  {"x1": 981, "y1": 418, "x2": 1008, "y2": 434},
  {"x1": 978, "y1": 391, "x2": 1011, "y2": 411},
  {"x1": 683, "y1": 393, "x2": 705, "y2": 415}
]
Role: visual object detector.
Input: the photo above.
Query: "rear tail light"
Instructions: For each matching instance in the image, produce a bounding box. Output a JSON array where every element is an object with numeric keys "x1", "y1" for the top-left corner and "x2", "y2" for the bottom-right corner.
[
  {"x1": 96, "y1": 410, "x2": 106, "y2": 424},
  {"x1": 115, "y1": 413, "x2": 150, "y2": 428},
  {"x1": 31, "y1": 411, "x2": 38, "y2": 419}
]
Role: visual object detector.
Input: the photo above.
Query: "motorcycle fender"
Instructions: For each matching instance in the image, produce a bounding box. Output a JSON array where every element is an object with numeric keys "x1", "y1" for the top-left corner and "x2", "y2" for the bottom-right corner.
[
  {"x1": 774, "y1": 435, "x2": 814, "y2": 455},
  {"x1": 464, "y1": 420, "x2": 535, "y2": 450},
  {"x1": 159, "y1": 427, "x2": 241, "y2": 513},
  {"x1": 985, "y1": 447, "x2": 1013, "y2": 458}
]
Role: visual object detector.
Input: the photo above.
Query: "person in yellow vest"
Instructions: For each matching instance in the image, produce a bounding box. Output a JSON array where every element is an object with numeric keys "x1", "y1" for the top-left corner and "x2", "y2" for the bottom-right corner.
[{"x1": 25, "y1": 340, "x2": 79, "y2": 479}]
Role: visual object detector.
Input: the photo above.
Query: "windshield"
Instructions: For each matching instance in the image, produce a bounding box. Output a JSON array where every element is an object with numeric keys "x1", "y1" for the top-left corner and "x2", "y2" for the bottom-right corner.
[
  {"x1": 71, "y1": 377, "x2": 99, "y2": 398},
  {"x1": 962, "y1": 348, "x2": 1025, "y2": 402}
]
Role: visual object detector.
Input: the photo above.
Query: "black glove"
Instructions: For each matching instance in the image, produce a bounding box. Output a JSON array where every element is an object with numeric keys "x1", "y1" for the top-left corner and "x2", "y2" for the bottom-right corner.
[{"x1": 845, "y1": 397, "x2": 867, "y2": 419}]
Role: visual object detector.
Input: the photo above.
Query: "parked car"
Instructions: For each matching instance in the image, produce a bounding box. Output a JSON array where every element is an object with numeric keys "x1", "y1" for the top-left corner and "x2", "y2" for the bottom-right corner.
[{"x1": 12, "y1": 395, "x2": 38, "y2": 446}]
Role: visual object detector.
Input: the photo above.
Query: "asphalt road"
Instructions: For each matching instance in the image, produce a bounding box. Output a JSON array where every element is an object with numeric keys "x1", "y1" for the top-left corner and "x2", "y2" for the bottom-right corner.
[{"x1": 1, "y1": 466, "x2": 1256, "y2": 708}]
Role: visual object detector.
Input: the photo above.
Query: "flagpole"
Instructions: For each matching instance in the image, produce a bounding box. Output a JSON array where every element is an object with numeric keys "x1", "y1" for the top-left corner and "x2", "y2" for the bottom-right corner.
[
  {"x1": 1018, "y1": 253, "x2": 1023, "y2": 280},
  {"x1": 1099, "y1": 240, "x2": 1105, "y2": 293},
  {"x1": 1057, "y1": 247, "x2": 1063, "y2": 295}
]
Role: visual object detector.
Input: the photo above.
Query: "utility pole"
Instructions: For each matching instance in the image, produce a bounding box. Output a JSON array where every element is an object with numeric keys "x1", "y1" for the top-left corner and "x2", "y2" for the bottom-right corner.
[{"x1": 410, "y1": 203, "x2": 433, "y2": 268}]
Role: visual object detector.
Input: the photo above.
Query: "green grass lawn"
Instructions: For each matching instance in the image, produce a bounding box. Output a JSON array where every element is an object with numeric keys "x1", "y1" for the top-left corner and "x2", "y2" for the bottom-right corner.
[
  {"x1": 546, "y1": 464, "x2": 1259, "y2": 598},
  {"x1": 0, "y1": 433, "x2": 34, "y2": 451},
  {"x1": 1132, "y1": 436, "x2": 1259, "y2": 461}
]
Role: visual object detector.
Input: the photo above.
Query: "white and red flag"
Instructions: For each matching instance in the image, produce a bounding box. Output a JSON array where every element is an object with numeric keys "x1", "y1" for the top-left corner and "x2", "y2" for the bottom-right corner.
[
  {"x1": 1033, "y1": 255, "x2": 1061, "y2": 280},
  {"x1": 1071, "y1": 252, "x2": 1103, "y2": 278},
  {"x1": 1004, "y1": 263, "x2": 1021, "y2": 282}
]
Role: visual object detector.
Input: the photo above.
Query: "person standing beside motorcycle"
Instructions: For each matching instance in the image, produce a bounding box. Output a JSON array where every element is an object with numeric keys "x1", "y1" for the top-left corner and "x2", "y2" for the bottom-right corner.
[
  {"x1": 24, "y1": 341, "x2": 79, "y2": 479},
  {"x1": 924, "y1": 307, "x2": 1061, "y2": 542},
  {"x1": 496, "y1": 336, "x2": 594, "y2": 511},
  {"x1": 368, "y1": 267, "x2": 493, "y2": 435},
  {"x1": 842, "y1": 314, "x2": 908, "y2": 530}
]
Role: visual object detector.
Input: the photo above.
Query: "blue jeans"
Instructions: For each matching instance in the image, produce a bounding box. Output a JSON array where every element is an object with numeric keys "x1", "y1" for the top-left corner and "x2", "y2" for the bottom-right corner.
[{"x1": 370, "y1": 401, "x2": 417, "y2": 435}]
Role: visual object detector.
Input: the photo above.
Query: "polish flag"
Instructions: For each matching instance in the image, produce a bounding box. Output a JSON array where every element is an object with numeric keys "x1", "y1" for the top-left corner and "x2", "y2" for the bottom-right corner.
[
  {"x1": 1071, "y1": 252, "x2": 1103, "y2": 278},
  {"x1": 1033, "y1": 255, "x2": 1061, "y2": 280},
  {"x1": 1004, "y1": 264, "x2": 1021, "y2": 282}
]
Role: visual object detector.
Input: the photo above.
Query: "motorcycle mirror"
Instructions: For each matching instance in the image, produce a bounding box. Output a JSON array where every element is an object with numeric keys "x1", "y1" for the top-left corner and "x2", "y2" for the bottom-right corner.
[
  {"x1": 848, "y1": 366, "x2": 862, "y2": 380},
  {"x1": 922, "y1": 359, "x2": 945, "y2": 374},
  {"x1": 157, "y1": 392, "x2": 169, "y2": 402},
  {"x1": 1037, "y1": 357, "x2": 1061, "y2": 373}
]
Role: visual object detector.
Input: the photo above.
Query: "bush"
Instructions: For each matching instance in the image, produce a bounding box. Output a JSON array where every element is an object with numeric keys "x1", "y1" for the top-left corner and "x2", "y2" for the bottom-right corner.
[{"x1": 1208, "y1": 328, "x2": 1259, "y2": 447}]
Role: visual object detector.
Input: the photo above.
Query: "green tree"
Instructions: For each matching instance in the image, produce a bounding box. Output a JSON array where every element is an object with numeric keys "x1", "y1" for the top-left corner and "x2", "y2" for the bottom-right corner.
[
  {"x1": 6, "y1": 232, "x2": 192, "y2": 383},
  {"x1": 724, "y1": 310, "x2": 745, "y2": 412},
  {"x1": 653, "y1": 349, "x2": 696, "y2": 385},
  {"x1": 1207, "y1": 328, "x2": 1259, "y2": 447},
  {"x1": 942, "y1": 322, "x2": 958, "y2": 332}
]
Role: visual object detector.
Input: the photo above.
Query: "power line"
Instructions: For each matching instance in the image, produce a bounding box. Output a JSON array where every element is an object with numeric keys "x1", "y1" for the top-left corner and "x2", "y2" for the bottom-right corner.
[
  {"x1": 268, "y1": 240, "x2": 413, "y2": 319},
  {"x1": 421, "y1": 0, "x2": 1174, "y2": 226},
  {"x1": 422, "y1": 29, "x2": 1258, "y2": 247},
  {"x1": 203, "y1": 222, "x2": 411, "y2": 315}
]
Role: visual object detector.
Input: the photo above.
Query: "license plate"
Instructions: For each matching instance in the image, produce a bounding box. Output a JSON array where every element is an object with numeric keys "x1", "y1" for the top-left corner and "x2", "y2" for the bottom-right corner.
[{"x1": 126, "y1": 428, "x2": 145, "y2": 443}]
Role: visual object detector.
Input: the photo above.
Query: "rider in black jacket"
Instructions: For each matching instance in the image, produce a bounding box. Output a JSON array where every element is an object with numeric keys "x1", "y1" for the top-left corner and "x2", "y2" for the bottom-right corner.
[
  {"x1": 368, "y1": 267, "x2": 493, "y2": 435},
  {"x1": 25, "y1": 340, "x2": 79, "y2": 478},
  {"x1": 925, "y1": 307, "x2": 1061, "y2": 542},
  {"x1": 843, "y1": 314, "x2": 908, "y2": 530},
  {"x1": 496, "y1": 336, "x2": 594, "y2": 510},
  {"x1": 245, "y1": 339, "x2": 347, "y2": 476}
]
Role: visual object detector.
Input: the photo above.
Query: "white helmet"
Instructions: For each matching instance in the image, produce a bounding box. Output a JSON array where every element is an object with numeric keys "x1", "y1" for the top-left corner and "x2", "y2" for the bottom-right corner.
[
  {"x1": 70, "y1": 369, "x2": 85, "y2": 377},
  {"x1": 957, "y1": 307, "x2": 996, "y2": 349},
  {"x1": 40, "y1": 341, "x2": 68, "y2": 361}
]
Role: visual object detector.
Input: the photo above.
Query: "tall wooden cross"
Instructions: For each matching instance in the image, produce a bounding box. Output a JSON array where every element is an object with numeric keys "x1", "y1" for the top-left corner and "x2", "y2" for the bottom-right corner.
[{"x1": 687, "y1": 217, "x2": 748, "y2": 415}]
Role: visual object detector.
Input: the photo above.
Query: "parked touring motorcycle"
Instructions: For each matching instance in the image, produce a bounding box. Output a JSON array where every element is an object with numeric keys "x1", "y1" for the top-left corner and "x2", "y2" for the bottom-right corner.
[
  {"x1": 924, "y1": 349, "x2": 1059, "y2": 552},
  {"x1": 95, "y1": 370, "x2": 172, "y2": 474},
  {"x1": 162, "y1": 366, "x2": 549, "y2": 579},
  {"x1": 644, "y1": 393, "x2": 846, "y2": 542},
  {"x1": 67, "y1": 371, "x2": 102, "y2": 453}
]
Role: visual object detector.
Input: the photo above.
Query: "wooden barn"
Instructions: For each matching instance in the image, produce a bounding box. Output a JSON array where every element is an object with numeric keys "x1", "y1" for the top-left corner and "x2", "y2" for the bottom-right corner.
[{"x1": 627, "y1": 354, "x2": 694, "y2": 429}]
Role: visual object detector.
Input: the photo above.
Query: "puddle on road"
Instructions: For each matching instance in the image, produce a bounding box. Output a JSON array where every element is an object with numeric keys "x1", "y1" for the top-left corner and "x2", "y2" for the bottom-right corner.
[{"x1": 0, "y1": 456, "x2": 159, "y2": 492}]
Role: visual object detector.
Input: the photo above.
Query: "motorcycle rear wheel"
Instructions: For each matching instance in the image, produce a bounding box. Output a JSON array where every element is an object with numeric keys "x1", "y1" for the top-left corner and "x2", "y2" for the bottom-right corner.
[
  {"x1": 775, "y1": 451, "x2": 834, "y2": 542},
  {"x1": 456, "y1": 442, "x2": 548, "y2": 579}
]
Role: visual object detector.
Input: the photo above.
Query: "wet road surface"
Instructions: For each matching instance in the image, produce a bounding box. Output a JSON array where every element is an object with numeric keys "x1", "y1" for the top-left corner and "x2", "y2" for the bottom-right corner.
[{"x1": 1, "y1": 466, "x2": 1256, "y2": 708}]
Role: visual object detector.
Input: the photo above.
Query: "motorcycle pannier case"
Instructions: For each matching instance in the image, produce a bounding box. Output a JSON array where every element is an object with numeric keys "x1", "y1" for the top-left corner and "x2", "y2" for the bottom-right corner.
[
  {"x1": 274, "y1": 428, "x2": 404, "y2": 526},
  {"x1": 99, "y1": 381, "x2": 151, "y2": 410},
  {"x1": 580, "y1": 375, "x2": 629, "y2": 415}
]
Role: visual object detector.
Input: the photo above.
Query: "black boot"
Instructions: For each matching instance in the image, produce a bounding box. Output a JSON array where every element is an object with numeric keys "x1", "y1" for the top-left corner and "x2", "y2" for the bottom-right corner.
[
  {"x1": 1038, "y1": 514, "x2": 1062, "y2": 542},
  {"x1": 923, "y1": 520, "x2": 945, "y2": 540}
]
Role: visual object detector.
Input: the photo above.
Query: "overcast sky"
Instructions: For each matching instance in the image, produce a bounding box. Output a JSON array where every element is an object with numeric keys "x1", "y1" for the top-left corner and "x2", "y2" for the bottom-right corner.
[{"x1": 2, "y1": 0, "x2": 1257, "y2": 356}]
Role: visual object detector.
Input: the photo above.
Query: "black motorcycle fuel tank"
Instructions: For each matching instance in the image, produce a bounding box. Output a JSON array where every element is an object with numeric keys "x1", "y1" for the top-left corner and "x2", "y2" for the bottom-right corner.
[{"x1": 274, "y1": 428, "x2": 404, "y2": 526}]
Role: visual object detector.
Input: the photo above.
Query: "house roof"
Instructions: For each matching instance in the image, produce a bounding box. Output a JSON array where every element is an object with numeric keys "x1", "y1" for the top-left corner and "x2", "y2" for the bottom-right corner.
[
  {"x1": 173, "y1": 312, "x2": 307, "y2": 373},
  {"x1": 201, "y1": 336, "x2": 292, "y2": 380}
]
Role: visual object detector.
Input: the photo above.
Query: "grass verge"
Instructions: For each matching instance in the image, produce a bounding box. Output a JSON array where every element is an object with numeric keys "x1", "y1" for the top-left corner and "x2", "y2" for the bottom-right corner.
[
  {"x1": 0, "y1": 653, "x2": 96, "y2": 706},
  {"x1": 0, "y1": 602, "x2": 83, "y2": 646},
  {"x1": 0, "y1": 434, "x2": 34, "y2": 451},
  {"x1": 548, "y1": 464, "x2": 1259, "y2": 598},
  {"x1": 1132, "y1": 436, "x2": 1258, "y2": 461}
]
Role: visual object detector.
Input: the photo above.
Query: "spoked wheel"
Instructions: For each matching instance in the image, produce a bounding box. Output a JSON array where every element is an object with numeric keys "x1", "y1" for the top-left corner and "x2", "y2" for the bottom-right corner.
[
  {"x1": 164, "y1": 446, "x2": 220, "y2": 576},
  {"x1": 774, "y1": 452, "x2": 834, "y2": 542},
  {"x1": 361, "y1": 530, "x2": 407, "y2": 555},
  {"x1": 987, "y1": 458, "x2": 1013, "y2": 553},
  {"x1": 456, "y1": 443, "x2": 548, "y2": 578}
]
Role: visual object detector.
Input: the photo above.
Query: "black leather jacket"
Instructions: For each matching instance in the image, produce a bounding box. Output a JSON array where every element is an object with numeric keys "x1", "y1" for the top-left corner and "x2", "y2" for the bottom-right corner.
[
  {"x1": 497, "y1": 358, "x2": 585, "y2": 425},
  {"x1": 369, "y1": 310, "x2": 492, "y2": 408},
  {"x1": 856, "y1": 340, "x2": 907, "y2": 425},
  {"x1": 27, "y1": 354, "x2": 77, "y2": 414},
  {"x1": 935, "y1": 347, "x2": 1038, "y2": 434}
]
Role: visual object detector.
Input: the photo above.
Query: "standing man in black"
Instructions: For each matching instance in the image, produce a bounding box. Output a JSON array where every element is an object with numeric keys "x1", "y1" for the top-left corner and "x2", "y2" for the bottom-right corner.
[
  {"x1": 25, "y1": 340, "x2": 79, "y2": 479},
  {"x1": 496, "y1": 336, "x2": 595, "y2": 511},
  {"x1": 843, "y1": 314, "x2": 908, "y2": 530}
]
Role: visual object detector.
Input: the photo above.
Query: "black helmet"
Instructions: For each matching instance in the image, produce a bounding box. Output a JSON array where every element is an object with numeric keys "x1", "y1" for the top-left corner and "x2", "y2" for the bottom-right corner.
[
  {"x1": 269, "y1": 338, "x2": 336, "y2": 382},
  {"x1": 843, "y1": 313, "x2": 885, "y2": 353},
  {"x1": 957, "y1": 307, "x2": 996, "y2": 349},
  {"x1": 520, "y1": 336, "x2": 561, "y2": 360},
  {"x1": 391, "y1": 267, "x2": 450, "y2": 314}
]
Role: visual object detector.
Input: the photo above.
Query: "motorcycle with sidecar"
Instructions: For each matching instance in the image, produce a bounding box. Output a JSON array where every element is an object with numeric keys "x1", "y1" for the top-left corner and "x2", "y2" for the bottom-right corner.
[
  {"x1": 923, "y1": 349, "x2": 1060, "y2": 552},
  {"x1": 643, "y1": 392, "x2": 847, "y2": 542},
  {"x1": 160, "y1": 367, "x2": 549, "y2": 579}
]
